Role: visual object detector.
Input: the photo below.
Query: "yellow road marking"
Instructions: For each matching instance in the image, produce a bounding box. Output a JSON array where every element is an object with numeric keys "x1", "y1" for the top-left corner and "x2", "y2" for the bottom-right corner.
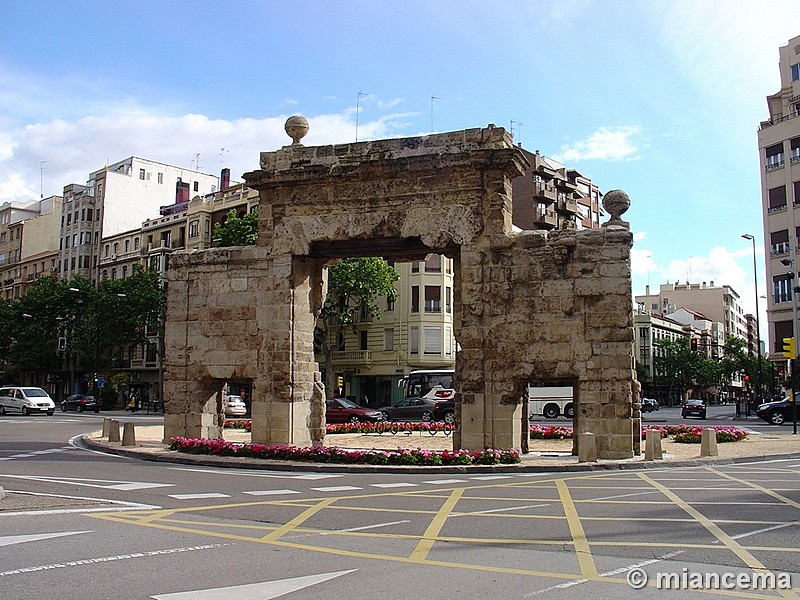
[
  {"x1": 260, "y1": 497, "x2": 337, "y2": 542},
  {"x1": 409, "y1": 487, "x2": 464, "y2": 562},
  {"x1": 637, "y1": 473, "x2": 799, "y2": 600},
  {"x1": 708, "y1": 467, "x2": 800, "y2": 510},
  {"x1": 555, "y1": 479, "x2": 597, "y2": 578}
]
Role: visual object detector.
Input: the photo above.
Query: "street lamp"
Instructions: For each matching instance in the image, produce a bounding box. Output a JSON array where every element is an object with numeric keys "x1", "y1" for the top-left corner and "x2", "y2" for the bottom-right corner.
[
  {"x1": 742, "y1": 234, "x2": 761, "y2": 416},
  {"x1": 780, "y1": 256, "x2": 799, "y2": 435}
]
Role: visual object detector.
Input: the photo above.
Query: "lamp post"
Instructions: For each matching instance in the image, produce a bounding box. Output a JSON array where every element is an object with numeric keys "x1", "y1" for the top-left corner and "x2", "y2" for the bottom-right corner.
[
  {"x1": 780, "y1": 256, "x2": 799, "y2": 435},
  {"x1": 742, "y1": 234, "x2": 761, "y2": 416}
]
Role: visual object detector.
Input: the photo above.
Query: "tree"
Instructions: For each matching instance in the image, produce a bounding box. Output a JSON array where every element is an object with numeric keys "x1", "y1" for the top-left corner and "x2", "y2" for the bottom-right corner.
[
  {"x1": 654, "y1": 338, "x2": 701, "y2": 404},
  {"x1": 212, "y1": 209, "x2": 259, "y2": 247},
  {"x1": 315, "y1": 258, "x2": 399, "y2": 396}
]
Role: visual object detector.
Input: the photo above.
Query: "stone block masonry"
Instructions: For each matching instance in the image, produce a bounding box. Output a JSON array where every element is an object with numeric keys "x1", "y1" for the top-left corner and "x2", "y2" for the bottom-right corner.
[{"x1": 163, "y1": 118, "x2": 636, "y2": 458}]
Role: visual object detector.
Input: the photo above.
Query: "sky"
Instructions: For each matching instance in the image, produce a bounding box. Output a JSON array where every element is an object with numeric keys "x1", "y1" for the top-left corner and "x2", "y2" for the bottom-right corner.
[{"x1": 1, "y1": 0, "x2": 798, "y2": 333}]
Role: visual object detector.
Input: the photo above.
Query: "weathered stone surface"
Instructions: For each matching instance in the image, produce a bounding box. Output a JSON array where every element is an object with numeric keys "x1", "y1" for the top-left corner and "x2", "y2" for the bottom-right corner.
[{"x1": 163, "y1": 123, "x2": 636, "y2": 458}]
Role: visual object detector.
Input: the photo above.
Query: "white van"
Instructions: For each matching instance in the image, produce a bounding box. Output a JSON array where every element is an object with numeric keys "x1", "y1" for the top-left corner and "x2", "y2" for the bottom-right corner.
[{"x1": 0, "y1": 386, "x2": 56, "y2": 416}]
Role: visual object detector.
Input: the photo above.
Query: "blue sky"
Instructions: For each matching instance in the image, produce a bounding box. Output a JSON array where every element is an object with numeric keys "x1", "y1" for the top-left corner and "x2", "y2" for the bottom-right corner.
[{"x1": 1, "y1": 0, "x2": 799, "y2": 329}]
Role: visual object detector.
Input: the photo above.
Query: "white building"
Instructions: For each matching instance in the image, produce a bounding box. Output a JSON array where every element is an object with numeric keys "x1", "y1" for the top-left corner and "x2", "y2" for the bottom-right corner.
[{"x1": 59, "y1": 157, "x2": 219, "y2": 282}]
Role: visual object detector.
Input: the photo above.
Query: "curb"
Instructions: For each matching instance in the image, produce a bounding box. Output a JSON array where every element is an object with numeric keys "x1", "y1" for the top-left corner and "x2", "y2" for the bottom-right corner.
[{"x1": 79, "y1": 435, "x2": 800, "y2": 475}]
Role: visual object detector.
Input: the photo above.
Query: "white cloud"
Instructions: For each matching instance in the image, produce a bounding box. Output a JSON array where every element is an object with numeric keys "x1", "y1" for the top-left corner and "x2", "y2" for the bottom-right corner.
[
  {"x1": 0, "y1": 110, "x2": 412, "y2": 204},
  {"x1": 557, "y1": 125, "x2": 641, "y2": 162}
]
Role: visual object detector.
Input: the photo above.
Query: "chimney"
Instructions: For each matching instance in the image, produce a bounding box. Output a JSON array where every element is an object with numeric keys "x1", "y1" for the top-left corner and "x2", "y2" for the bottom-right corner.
[
  {"x1": 220, "y1": 168, "x2": 230, "y2": 190},
  {"x1": 176, "y1": 178, "x2": 190, "y2": 203}
]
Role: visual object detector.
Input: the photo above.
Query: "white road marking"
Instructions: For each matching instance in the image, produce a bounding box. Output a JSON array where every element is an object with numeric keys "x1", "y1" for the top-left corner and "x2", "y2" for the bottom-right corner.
[
  {"x1": 0, "y1": 531, "x2": 92, "y2": 547},
  {"x1": 0, "y1": 474, "x2": 174, "y2": 491},
  {"x1": 169, "y1": 467, "x2": 343, "y2": 480},
  {"x1": 470, "y1": 475, "x2": 513, "y2": 480},
  {"x1": 0, "y1": 544, "x2": 229, "y2": 578},
  {"x1": 242, "y1": 490, "x2": 300, "y2": 496},
  {"x1": 424, "y1": 479, "x2": 468, "y2": 484},
  {"x1": 168, "y1": 493, "x2": 230, "y2": 500},
  {"x1": 0, "y1": 490, "x2": 161, "y2": 516},
  {"x1": 311, "y1": 486, "x2": 361, "y2": 492},
  {"x1": 370, "y1": 482, "x2": 417, "y2": 488},
  {"x1": 151, "y1": 569, "x2": 356, "y2": 599}
]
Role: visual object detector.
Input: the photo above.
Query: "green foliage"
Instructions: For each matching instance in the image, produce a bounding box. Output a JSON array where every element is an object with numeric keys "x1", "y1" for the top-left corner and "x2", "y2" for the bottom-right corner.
[
  {"x1": 212, "y1": 209, "x2": 259, "y2": 247},
  {"x1": 315, "y1": 257, "x2": 399, "y2": 394}
]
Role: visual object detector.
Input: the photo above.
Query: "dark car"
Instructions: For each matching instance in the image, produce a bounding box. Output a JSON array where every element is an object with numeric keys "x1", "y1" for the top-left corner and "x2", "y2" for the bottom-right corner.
[
  {"x1": 756, "y1": 398, "x2": 796, "y2": 425},
  {"x1": 379, "y1": 397, "x2": 442, "y2": 422},
  {"x1": 681, "y1": 399, "x2": 706, "y2": 420},
  {"x1": 640, "y1": 397, "x2": 659, "y2": 412},
  {"x1": 433, "y1": 399, "x2": 455, "y2": 423},
  {"x1": 61, "y1": 394, "x2": 100, "y2": 413},
  {"x1": 326, "y1": 397, "x2": 383, "y2": 423}
]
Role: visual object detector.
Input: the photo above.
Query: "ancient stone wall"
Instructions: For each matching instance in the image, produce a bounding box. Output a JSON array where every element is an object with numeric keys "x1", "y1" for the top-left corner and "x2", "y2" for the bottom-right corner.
[{"x1": 163, "y1": 121, "x2": 637, "y2": 458}]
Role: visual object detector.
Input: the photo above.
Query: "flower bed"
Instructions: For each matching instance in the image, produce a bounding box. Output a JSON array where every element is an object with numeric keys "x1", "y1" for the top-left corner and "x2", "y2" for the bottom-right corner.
[
  {"x1": 168, "y1": 436, "x2": 521, "y2": 466},
  {"x1": 528, "y1": 424, "x2": 747, "y2": 444}
]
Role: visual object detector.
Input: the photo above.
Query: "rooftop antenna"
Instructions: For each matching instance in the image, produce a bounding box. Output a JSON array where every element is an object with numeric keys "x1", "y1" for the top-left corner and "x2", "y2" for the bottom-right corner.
[
  {"x1": 430, "y1": 96, "x2": 441, "y2": 133},
  {"x1": 40, "y1": 160, "x2": 46, "y2": 198},
  {"x1": 220, "y1": 147, "x2": 229, "y2": 165},
  {"x1": 355, "y1": 91, "x2": 368, "y2": 142},
  {"x1": 193, "y1": 153, "x2": 201, "y2": 171},
  {"x1": 510, "y1": 120, "x2": 524, "y2": 144}
]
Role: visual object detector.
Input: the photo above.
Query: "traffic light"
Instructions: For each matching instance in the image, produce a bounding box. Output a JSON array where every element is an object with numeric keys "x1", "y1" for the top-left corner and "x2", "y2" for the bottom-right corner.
[
  {"x1": 783, "y1": 337, "x2": 796, "y2": 359},
  {"x1": 690, "y1": 338, "x2": 698, "y2": 352}
]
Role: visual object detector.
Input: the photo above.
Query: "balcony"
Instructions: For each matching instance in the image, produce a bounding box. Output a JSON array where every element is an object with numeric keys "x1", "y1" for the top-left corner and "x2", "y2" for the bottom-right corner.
[
  {"x1": 771, "y1": 242, "x2": 790, "y2": 255},
  {"x1": 535, "y1": 208, "x2": 558, "y2": 228},
  {"x1": 556, "y1": 196, "x2": 579, "y2": 214},
  {"x1": 533, "y1": 183, "x2": 558, "y2": 203},
  {"x1": 331, "y1": 350, "x2": 371, "y2": 364}
]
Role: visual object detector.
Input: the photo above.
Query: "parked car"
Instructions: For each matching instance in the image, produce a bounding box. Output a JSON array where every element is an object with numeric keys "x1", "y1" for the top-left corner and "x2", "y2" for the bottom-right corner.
[
  {"x1": 61, "y1": 394, "x2": 100, "y2": 413},
  {"x1": 640, "y1": 397, "x2": 659, "y2": 412},
  {"x1": 681, "y1": 398, "x2": 706, "y2": 420},
  {"x1": 433, "y1": 399, "x2": 455, "y2": 423},
  {"x1": 224, "y1": 395, "x2": 247, "y2": 417},
  {"x1": 0, "y1": 386, "x2": 55, "y2": 416},
  {"x1": 379, "y1": 397, "x2": 442, "y2": 422},
  {"x1": 326, "y1": 397, "x2": 383, "y2": 423},
  {"x1": 756, "y1": 397, "x2": 796, "y2": 425}
]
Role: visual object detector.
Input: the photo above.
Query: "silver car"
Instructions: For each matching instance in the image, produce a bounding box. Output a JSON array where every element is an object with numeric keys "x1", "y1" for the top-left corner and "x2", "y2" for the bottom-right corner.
[{"x1": 0, "y1": 386, "x2": 56, "y2": 416}]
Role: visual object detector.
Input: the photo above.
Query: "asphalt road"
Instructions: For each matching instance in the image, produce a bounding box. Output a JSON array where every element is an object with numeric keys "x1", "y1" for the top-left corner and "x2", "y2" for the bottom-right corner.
[{"x1": 1, "y1": 411, "x2": 798, "y2": 599}]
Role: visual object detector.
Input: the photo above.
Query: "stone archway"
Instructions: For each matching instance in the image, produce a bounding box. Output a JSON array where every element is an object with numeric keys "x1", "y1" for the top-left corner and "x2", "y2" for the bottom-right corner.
[{"x1": 163, "y1": 119, "x2": 637, "y2": 458}]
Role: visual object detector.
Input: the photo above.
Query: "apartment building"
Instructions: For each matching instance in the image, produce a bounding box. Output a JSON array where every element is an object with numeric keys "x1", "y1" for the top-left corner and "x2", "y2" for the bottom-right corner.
[
  {"x1": 0, "y1": 196, "x2": 62, "y2": 300},
  {"x1": 759, "y1": 34, "x2": 800, "y2": 370},
  {"x1": 59, "y1": 157, "x2": 219, "y2": 283},
  {"x1": 635, "y1": 282, "x2": 747, "y2": 345},
  {"x1": 633, "y1": 304, "x2": 691, "y2": 401}
]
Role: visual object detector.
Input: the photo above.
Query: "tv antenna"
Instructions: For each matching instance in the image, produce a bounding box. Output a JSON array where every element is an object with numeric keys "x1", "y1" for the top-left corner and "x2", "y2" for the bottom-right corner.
[
  {"x1": 40, "y1": 161, "x2": 46, "y2": 198},
  {"x1": 430, "y1": 96, "x2": 441, "y2": 133}
]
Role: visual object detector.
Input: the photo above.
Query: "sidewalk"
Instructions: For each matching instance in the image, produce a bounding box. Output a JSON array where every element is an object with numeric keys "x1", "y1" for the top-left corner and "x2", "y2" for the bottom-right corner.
[{"x1": 80, "y1": 423, "x2": 800, "y2": 473}]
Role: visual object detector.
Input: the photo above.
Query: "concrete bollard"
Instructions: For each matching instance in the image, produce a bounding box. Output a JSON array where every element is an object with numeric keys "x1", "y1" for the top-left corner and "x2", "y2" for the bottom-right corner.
[
  {"x1": 0, "y1": 485, "x2": 5, "y2": 501},
  {"x1": 644, "y1": 429, "x2": 663, "y2": 461},
  {"x1": 578, "y1": 432, "x2": 597, "y2": 462},
  {"x1": 700, "y1": 428, "x2": 718, "y2": 457},
  {"x1": 102, "y1": 417, "x2": 111, "y2": 438},
  {"x1": 108, "y1": 419, "x2": 120, "y2": 443},
  {"x1": 122, "y1": 422, "x2": 136, "y2": 447}
]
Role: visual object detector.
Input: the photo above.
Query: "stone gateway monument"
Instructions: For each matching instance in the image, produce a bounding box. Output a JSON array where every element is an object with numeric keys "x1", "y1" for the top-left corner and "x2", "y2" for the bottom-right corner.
[{"x1": 163, "y1": 118, "x2": 638, "y2": 459}]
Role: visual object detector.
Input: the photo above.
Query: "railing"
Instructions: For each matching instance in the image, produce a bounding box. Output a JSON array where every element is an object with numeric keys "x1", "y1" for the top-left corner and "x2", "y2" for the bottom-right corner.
[
  {"x1": 760, "y1": 109, "x2": 800, "y2": 130},
  {"x1": 331, "y1": 350, "x2": 371, "y2": 363}
]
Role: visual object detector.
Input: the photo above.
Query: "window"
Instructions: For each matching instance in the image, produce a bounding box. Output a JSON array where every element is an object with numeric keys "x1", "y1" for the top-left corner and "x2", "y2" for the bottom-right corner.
[
  {"x1": 111, "y1": 267, "x2": 117, "y2": 280},
  {"x1": 445, "y1": 326, "x2": 452, "y2": 355},
  {"x1": 134, "y1": 237, "x2": 140, "y2": 250},
  {"x1": 67, "y1": 213, "x2": 71, "y2": 226},
  {"x1": 792, "y1": 63, "x2": 800, "y2": 81},
  {"x1": 791, "y1": 137, "x2": 800, "y2": 162},
  {"x1": 766, "y1": 143, "x2": 784, "y2": 169},
  {"x1": 122, "y1": 265, "x2": 127, "y2": 278},
  {"x1": 771, "y1": 230, "x2": 790, "y2": 255},
  {"x1": 768, "y1": 186, "x2": 787, "y2": 212},
  {"x1": 359, "y1": 330, "x2": 368, "y2": 351},
  {"x1": 424, "y1": 326, "x2": 441, "y2": 354},
  {"x1": 125, "y1": 240, "x2": 130, "y2": 253},
  {"x1": 773, "y1": 274, "x2": 795, "y2": 304},
  {"x1": 424, "y1": 254, "x2": 441, "y2": 273},
  {"x1": 336, "y1": 330, "x2": 345, "y2": 351},
  {"x1": 104, "y1": 244, "x2": 110, "y2": 257},
  {"x1": 446, "y1": 287, "x2": 452, "y2": 313},
  {"x1": 386, "y1": 296, "x2": 395, "y2": 311},
  {"x1": 139, "y1": 168, "x2": 146, "y2": 180},
  {"x1": 113, "y1": 242, "x2": 119, "y2": 255},
  {"x1": 193, "y1": 181, "x2": 199, "y2": 192},
  {"x1": 189, "y1": 220, "x2": 199, "y2": 238},
  {"x1": 411, "y1": 285, "x2": 419, "y2": 313},
  {"x1": 410, "y1": 327, "x2": 419, "y2": 354},
  {"x1": 424, "y1": 285, "x2": 441, "y2": 312},
  {"x1": 157, "y1": 172, "x2": 163, "y2": 184},
  {"x1": 411, "y1": 261, "x2": 419, "y2": 273},
  {"x1": 384, "y1": 328, "x2": 394, "y2": 351}
]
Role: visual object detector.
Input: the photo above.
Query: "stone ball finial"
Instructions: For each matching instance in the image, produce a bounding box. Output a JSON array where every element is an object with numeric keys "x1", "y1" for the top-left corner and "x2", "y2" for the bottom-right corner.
[
  {"x1": 602, "y1": 189, "x2": 630, "y2": 227},
  {"x1": 284, "y1": 115, "x2": 309, "y2": 146}
]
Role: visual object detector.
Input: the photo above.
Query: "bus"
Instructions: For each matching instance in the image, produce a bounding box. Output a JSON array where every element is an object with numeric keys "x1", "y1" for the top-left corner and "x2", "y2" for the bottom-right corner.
[
  {"x1": 528, "y1": 385, "x2": 574, "y2": 420},
  {"x1": 400, "y1": 370, "x2": 574, "y2": 420}
]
